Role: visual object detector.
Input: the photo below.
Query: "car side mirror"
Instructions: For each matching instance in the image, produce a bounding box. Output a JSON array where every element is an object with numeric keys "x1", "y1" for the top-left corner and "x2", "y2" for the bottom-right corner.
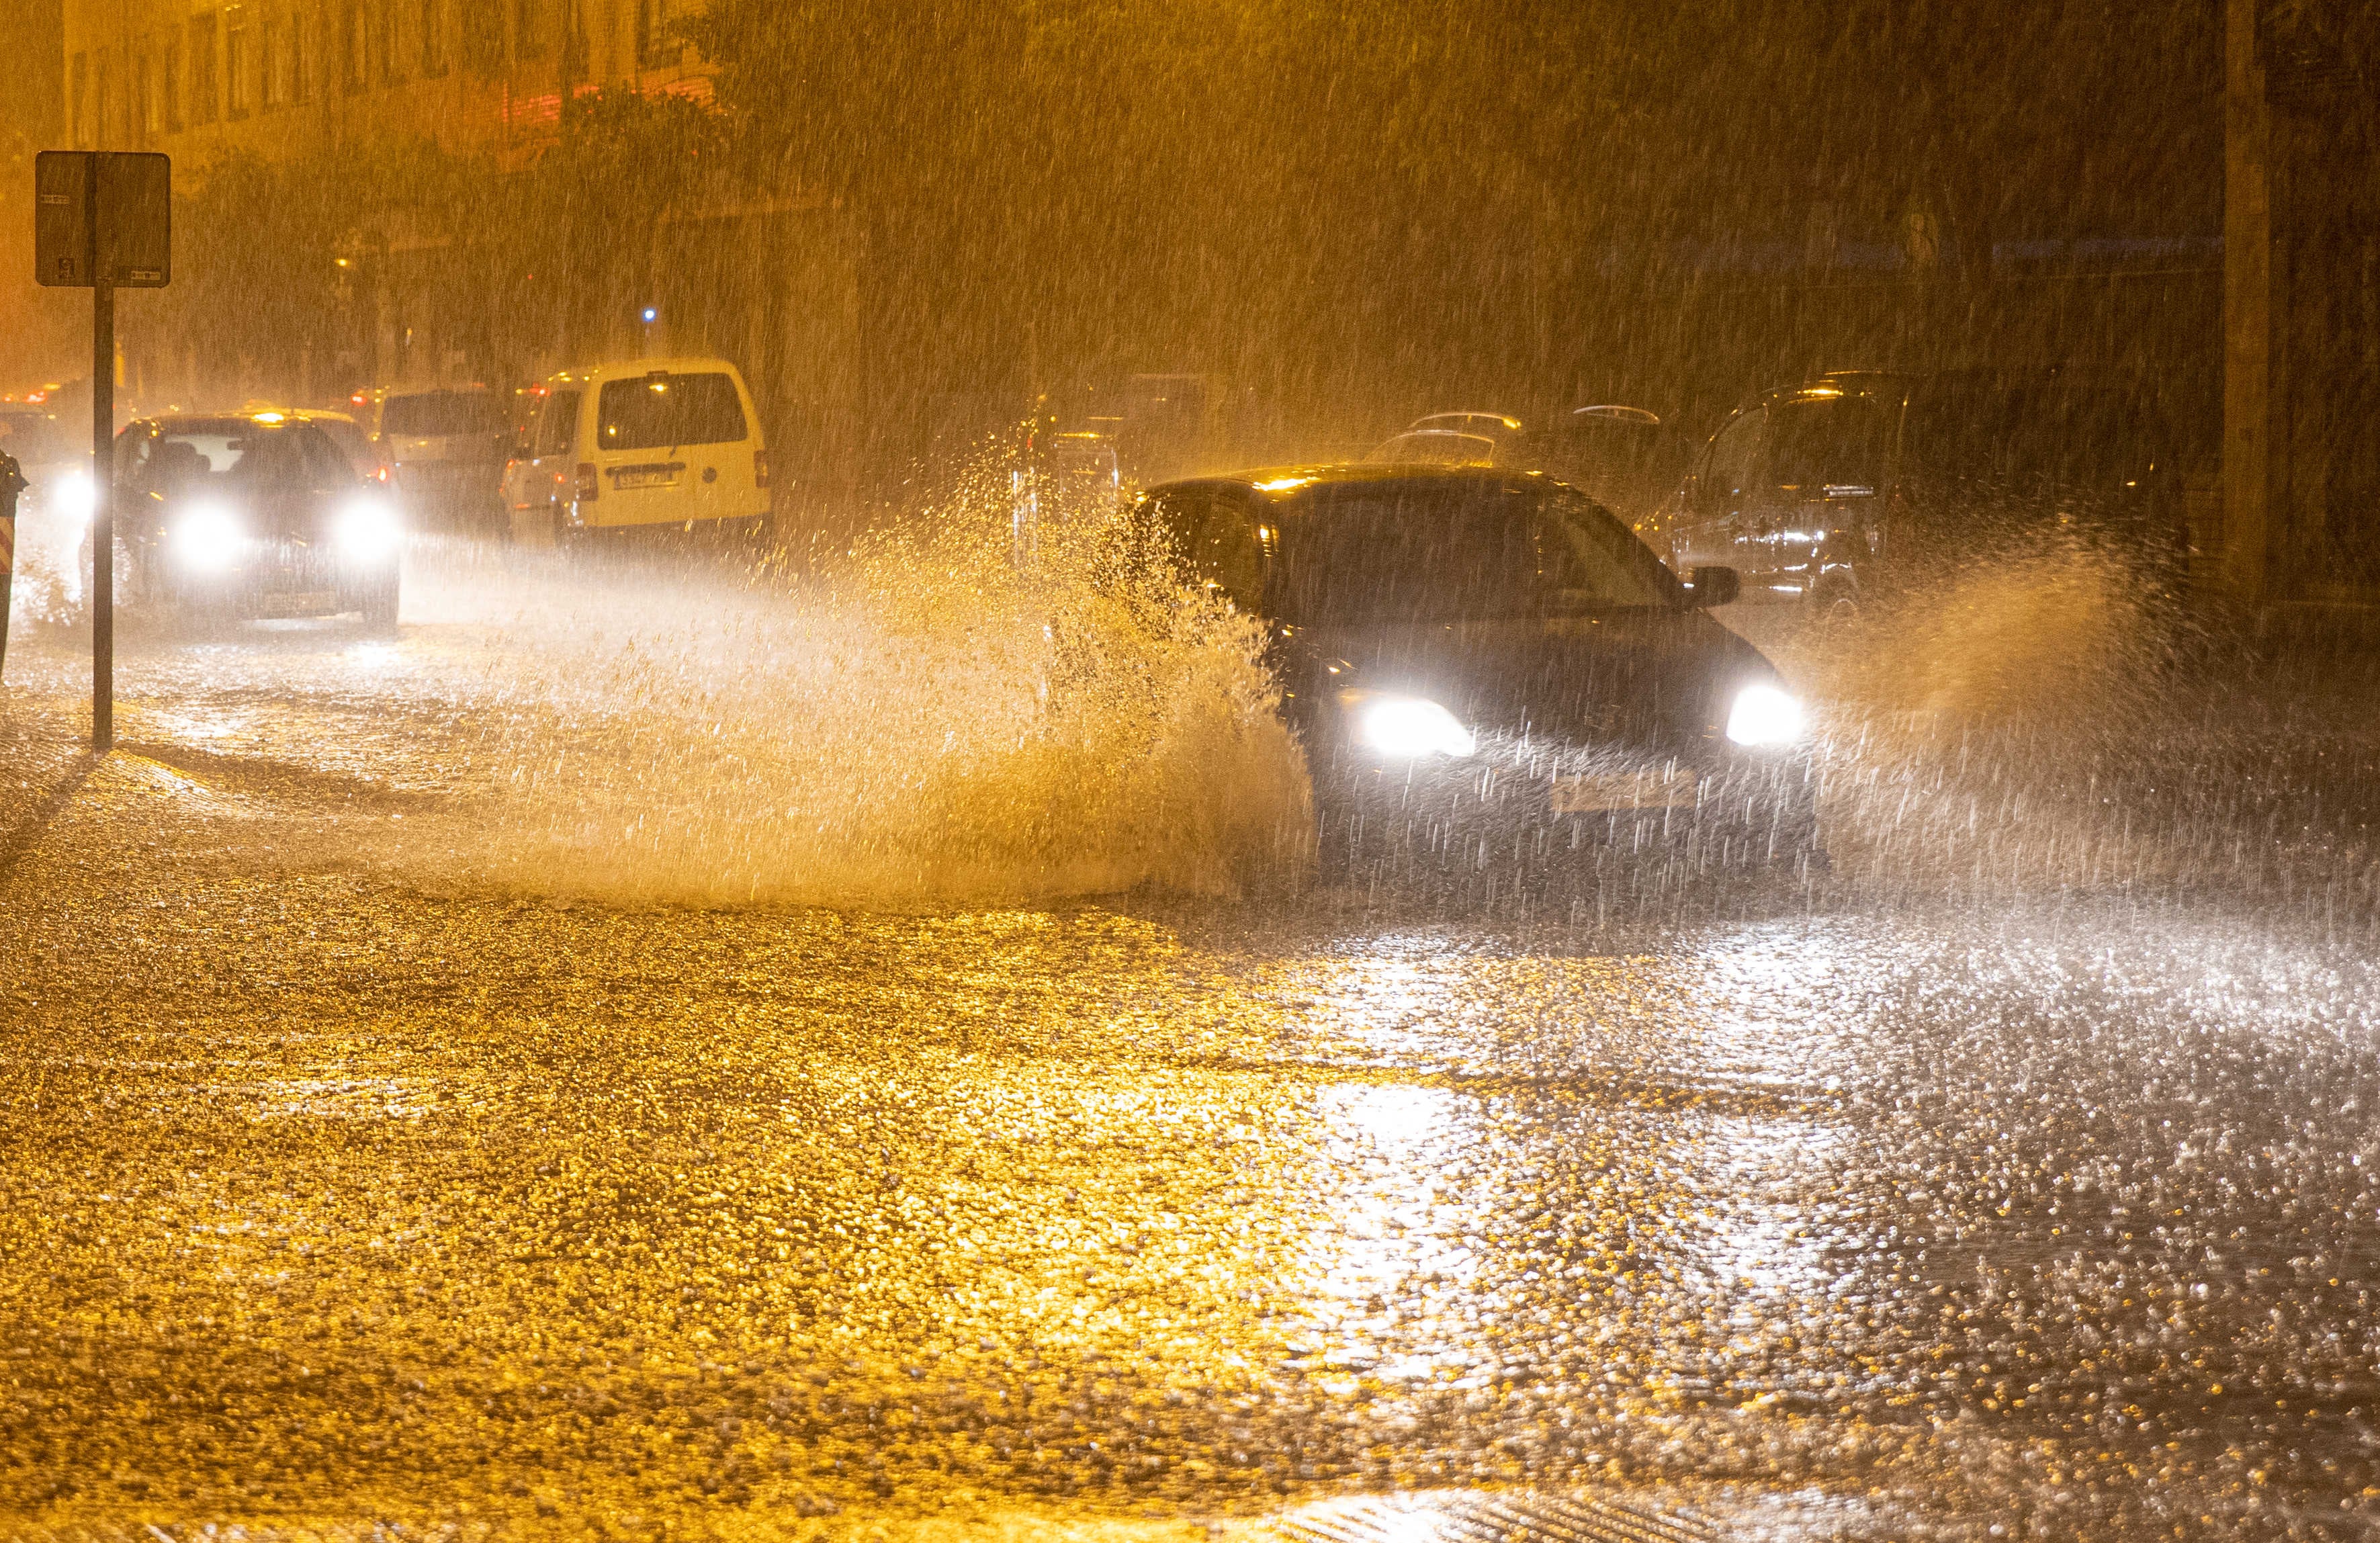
[{"x1": 1685, "y1": 565, "x2": 1740, "y2": 607}]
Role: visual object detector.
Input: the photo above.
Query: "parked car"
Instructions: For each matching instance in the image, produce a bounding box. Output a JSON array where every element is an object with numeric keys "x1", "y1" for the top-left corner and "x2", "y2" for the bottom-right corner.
[
  {"x1": 111, "y1": 410, "x2": 402, "y2": 625},
  {"x1": 502, "y1": 358, "x2": 770, "y2": 546},
  {"x1": 1364, "y1": 428, "x2": 1500, "y2": 467},
  {"x1": 1522, "y1": 406, "x2": 1695, "y2": 529},
  {"x1": 1366, "y1": 407, "x2": 1690, "y2": 525},
  {"x1": 1664, "y1": 370, "x2": 2184, "y2": 608},
  {"x1": 1012, "y1": 428, "x2": 1124, "y2": 570},
  {"x1": 0, "y1": 404, "x2": 91, "y2": 615},
  {"x1": 1139, "y1": 464, "x2": 1817, "y2": 877},
  {"x1": 1409, "y1": 410, "x2": 1526, "y2": 442},
  {"x1": 351, "y1": 386, "x2": 509, "y2": 533}
]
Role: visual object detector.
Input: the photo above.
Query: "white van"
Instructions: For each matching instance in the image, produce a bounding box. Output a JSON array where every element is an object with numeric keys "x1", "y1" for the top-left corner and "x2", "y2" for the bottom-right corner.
[{"x1": 503, "y1": 357, "x2": 770, "y2": 545}]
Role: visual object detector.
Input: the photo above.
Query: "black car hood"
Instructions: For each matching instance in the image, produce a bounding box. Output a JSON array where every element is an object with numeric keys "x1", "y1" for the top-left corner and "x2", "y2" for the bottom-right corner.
[{"x1": 1283, "y1": 604, "x2": 1781, "y2": 754}]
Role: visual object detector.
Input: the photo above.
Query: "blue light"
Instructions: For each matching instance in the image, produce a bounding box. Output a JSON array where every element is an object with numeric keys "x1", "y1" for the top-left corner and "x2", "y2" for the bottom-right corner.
[{"x1": 640, "y1": 307, "x2": 658, "y2": 324}]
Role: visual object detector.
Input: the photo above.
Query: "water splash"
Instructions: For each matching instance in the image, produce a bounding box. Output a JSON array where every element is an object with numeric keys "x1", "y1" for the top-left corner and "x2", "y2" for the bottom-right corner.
[{"x1": 393, "y1": 457, "x2": 1313, "y2": 906}]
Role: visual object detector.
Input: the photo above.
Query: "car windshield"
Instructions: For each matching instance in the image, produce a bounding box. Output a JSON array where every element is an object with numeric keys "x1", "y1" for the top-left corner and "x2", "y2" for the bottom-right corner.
[
  {"x1": 596, "y1": 372, "x2": 748, "y2": 451},
  {"x1": 0, "y1": 410, "x2": 72, "y2": 463},
  {"x1": 130, "y1": 421, "x2": 324, "y2": 492},
  {"x1": 381, "y1": 391, "x2": 504, "y2": 437},
  {"x1": 1272, "y1": 479, "x2": 1675, "y2": 623}
]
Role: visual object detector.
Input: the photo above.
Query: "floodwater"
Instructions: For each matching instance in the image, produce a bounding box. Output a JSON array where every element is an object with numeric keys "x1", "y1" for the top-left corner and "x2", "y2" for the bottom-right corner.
[{"x1": 1, "y1": 525, "x2": 2377, "y2": 1540}]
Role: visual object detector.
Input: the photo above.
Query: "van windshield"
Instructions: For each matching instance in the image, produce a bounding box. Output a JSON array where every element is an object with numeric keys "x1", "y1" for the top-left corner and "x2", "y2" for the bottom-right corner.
[
  {"x1": 596, "y1": 373, "x2": 747, "y2": 451},
  {"x1": 382, "y1": 391, "x2": 503, "y2": 438}
]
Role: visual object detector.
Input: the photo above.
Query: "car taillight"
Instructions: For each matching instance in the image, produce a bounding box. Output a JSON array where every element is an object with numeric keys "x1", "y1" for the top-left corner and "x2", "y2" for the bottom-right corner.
[
  {"x1": 752, "y1": 450, "x2": 770, "y2": 490},
  {"x1": 575, "y1": 463, "x2": 599, "y2": 502}
]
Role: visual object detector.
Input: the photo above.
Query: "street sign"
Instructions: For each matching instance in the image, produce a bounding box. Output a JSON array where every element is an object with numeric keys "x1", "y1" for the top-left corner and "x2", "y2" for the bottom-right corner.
[
  {"x1": 34, "y1": 150, "x2": 169, "y2": 749},
  {"x1": 35, "y1": 150, "x2": 171, "y2": 288}
]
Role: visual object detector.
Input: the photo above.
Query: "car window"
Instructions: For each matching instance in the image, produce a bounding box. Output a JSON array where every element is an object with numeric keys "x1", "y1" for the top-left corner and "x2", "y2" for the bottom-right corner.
[
  {"x1": 296, "y1": 424, "x2": 357, "y2": 488},
  {"x1": 1151, "y1": 488, "x2": 1266, "y2": 607},
  {"x1": 310, "y1": 419, "x2": 372, "y2": 474},
  {"x1": 381, "y1": 390, "x2": 503, "y2": 438},
  {"x1": 1702, "y1": 409, "x2": 1765, "y2": 507},
  {"x1": 1536, "y1": 490, "x2": 1682, "y2": 607},
  {"x1": 535, "y1": 390, "x2": 582, "y2": 458},
  {"x1": 1766, "y1": 396, "x2": 1892, "y2": 494},
  {"x1": 1272, "y1": 481, "x2": 1634, "y2": 623},
  {"x1": 596, "y1": 373, "x2": 746, "y2": 451}
]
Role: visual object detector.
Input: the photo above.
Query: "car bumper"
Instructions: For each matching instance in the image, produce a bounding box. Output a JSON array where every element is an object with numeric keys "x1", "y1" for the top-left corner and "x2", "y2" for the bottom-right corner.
[
  {"x1": 1311, "y1": 736, "x2": 1822, "y2": 876},
  {"x1": 160, "y1": 544, "x2": 398, "y2": 618}
]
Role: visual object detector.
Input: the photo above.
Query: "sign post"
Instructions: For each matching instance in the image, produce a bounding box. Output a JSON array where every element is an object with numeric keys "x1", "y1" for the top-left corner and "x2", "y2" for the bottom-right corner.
[
  {"x1": 0, "y1": 452, "x2": 22, "y2": 682},
  {"x1": 35, "y1": 150, "x2": 169, "y2": 752}
]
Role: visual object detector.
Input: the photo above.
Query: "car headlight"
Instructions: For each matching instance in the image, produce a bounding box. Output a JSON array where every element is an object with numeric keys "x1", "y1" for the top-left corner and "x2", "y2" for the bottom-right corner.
[
  {"x1": 171, "y1": 502, "x2": 247, "y2": 572},
  {"x1": 49, "y1": 470, "x2": 95, "y2": 523},
  {"x1": 1351, "y1": 693, "x2": 1477, "y2": 759},
  {"x1": 337, "y1": 497, "x2": 402, "y2": 560},
  {"x1": 1725, "y1": 682, "x2": 1805, "y2": 747}
]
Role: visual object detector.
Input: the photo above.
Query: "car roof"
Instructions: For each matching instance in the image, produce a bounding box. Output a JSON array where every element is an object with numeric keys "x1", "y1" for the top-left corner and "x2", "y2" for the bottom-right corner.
[
  {"x1": 1153, "y1": 463, "x2": 1552, "y2": 506},
  {"x1": 541, "y1": 357, "x2": 748, "y2": 387},
  {"x1": 1411, "y1": 410, "x2": 1524, "y2": 431},
  {"x1": 137, "y1": 411, "x2": 314, "y2": 429}
]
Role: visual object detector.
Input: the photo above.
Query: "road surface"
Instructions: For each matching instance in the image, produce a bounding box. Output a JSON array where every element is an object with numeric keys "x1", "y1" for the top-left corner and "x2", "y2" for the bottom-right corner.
[{"x1": 0, "y1": 543, "x2": 2375, "y2": 1540}]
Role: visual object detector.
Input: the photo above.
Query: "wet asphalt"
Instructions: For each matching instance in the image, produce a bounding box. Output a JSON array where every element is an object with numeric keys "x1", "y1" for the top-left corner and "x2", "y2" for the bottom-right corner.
[{"x1": 1, "y1": 546, "x2": 2378, "y2": 1540}]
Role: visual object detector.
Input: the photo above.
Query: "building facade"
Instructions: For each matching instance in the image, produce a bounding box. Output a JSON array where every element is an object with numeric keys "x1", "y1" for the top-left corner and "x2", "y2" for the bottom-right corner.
[
  {"x1": 2224, "y1": 0, "x2": 2380, "y2": 611},
  {"x1": 52, "y1": 0, "x2": 868, "y2": 498},
  {"x1": 62, "y1": 0, "x2": 711, "y2": 163}
]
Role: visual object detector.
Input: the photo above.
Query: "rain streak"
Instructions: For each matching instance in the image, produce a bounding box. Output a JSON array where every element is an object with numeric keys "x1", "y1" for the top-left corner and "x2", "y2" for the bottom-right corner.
[{"x1": 0, "y1": 3, "x2": 2377, "y2": 1540}]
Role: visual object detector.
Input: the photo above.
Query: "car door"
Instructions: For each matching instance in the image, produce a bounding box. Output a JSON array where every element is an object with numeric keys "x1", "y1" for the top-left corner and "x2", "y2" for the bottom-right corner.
[
  {"x1": 590, "y1": 369, "x2": 750, "y2": 525},
  {"x1": 1678, "y1": 407, "x2": 1765, "y2": 577},
  {"x1": 1755, "y1": 393, "x2": 1894, "y2": 597},
  {"x1": 521, "y1": 388, "x2": 580, "y2": 535}
]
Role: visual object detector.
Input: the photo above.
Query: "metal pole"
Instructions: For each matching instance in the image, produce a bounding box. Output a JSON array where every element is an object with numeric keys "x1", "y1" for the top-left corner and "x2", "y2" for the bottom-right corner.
[
  {"x1": 91, "y1": 163, "x2": 114, "y2": 752},
  {"x1": 0, "y1": 470, "x2": 16, "y2": 684}
]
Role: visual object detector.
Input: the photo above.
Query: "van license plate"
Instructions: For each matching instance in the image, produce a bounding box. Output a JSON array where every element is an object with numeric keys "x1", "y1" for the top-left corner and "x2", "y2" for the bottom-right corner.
[{"x1": 613, "y1": 466, "x2": 680, "y2": 489}]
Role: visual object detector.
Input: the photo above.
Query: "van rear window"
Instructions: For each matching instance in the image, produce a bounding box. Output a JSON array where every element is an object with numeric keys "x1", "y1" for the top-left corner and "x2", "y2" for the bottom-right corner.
[{"x1": 597, "y1": 373, "x2": 747, "y2": 451}]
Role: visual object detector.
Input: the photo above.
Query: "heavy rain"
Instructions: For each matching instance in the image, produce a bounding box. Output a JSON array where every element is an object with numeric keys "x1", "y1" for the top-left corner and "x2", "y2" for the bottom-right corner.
[{"x1": 0, "y1": 2, "x2": 2377, "y2": 1540}]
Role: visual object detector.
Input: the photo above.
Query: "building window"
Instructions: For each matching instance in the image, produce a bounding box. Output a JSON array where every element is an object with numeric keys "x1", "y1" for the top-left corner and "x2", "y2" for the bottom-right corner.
[
  {"x1": 165, "y1": 37, "x2": 186, "y2": 129},
  {"x1": 136, "y1": 49, "x2": 157, "y2": 139},
  {"x1": 421, "y1": 0, "x2": 447, "y2": 77},
  {"x1": 227, "y1": 16, "x2": 253, "y2": 116},
  {"x1": 341, "y1": 0, "x2": 366, "y2": 91},
  {"x1": 460, "y1": 0, "x2": 499, "y2": 74},
  {"x1": 292, "y1": 7, "x2": 312, "y2": 100},
  {"x1": 69, "y1": 53, "x2": 87, "y2": 148},
  {"x1": 515, "y1": 0, "x2": 546, "y2": 61},
  {"x1": 261, "y1": 17, "x2": 284, "y2": 106},
  {"x1": 190, "y1": 13, "x2": 220, "y2": 124},
  {"x1": 637, "y1": 0, "x2": 680, "y2": 68},
  {"x1": 95, "y1": 48, "x2": 114, "y2": 146},
  {"x1": 380, "y1": 0, "x2": 405, "y2": 83}
]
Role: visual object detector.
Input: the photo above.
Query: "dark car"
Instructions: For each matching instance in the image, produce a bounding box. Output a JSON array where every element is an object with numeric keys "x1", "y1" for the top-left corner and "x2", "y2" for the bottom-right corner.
[
  {"x1": 113, "y1": 411, "x2": 402, "y2": 625},
  {"x1": 1141, "y1": 466, "x2": 1819, "y2": 879},
  {"x1": 1665, "y1": 370, "x2": 2183, "y2": 609}
]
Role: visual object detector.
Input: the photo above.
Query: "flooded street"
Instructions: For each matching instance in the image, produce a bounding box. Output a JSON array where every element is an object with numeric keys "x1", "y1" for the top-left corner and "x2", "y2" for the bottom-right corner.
[{"x1": 2, "y1": 548, "x2": 2377, "y2": 1540}]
